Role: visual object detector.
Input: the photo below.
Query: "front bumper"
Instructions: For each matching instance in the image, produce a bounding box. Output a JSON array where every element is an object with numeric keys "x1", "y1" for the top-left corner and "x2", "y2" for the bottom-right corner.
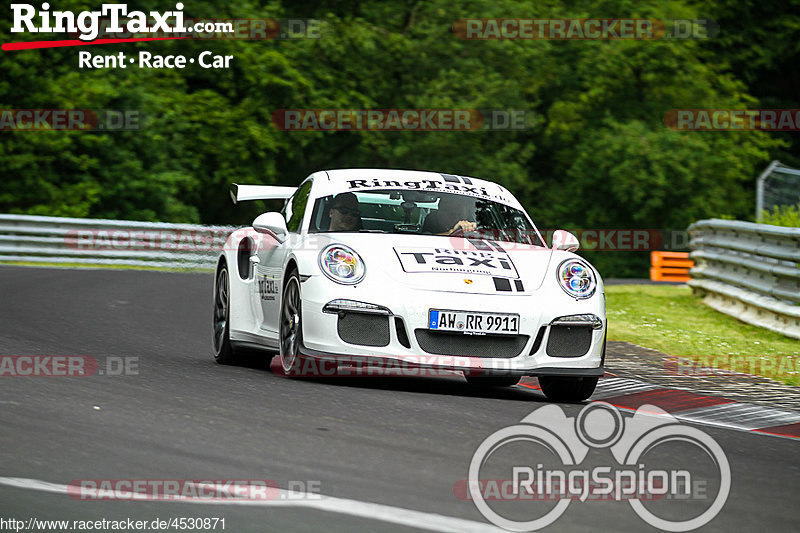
[{"x1": 297, "y1": 273, "x2": 606, "y2": 377}]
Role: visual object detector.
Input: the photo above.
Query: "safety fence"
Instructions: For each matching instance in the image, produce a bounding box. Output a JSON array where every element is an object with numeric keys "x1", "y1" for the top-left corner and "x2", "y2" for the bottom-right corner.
[
  {"x1": 688, "y1": 218, "x2": 800, "y2": 339},
  {"x1": 0, "y1": 214, "x2": 235, "y2": 270},
  {"x1": 756, "y1": 160, "x2": 800, "y2": 221}
]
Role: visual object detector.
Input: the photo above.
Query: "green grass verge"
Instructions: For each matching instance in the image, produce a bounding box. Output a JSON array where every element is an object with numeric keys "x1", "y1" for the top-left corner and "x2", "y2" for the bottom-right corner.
[{"x1": 606, "y1": 284, "x2": 800, "y2": 386}]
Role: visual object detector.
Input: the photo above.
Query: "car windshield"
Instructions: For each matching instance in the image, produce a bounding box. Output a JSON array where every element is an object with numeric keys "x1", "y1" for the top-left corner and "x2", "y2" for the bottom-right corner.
[{"x1": 309, "y1": 189, "x2": 545, "y2": 245}]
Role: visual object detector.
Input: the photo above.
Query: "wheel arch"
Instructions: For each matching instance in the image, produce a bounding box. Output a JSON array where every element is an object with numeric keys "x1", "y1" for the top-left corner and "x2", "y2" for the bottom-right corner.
[
  {"x1": 283, "y1": 258, "x2": 299, "y2": 287},
  {"x1": 219, "y1": 228, "x2": 259, "y2": 337}
]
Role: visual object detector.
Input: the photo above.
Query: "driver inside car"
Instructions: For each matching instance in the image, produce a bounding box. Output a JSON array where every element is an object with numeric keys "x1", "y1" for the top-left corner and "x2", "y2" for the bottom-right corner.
[
  {"x1": 422, "y1": 194, "x2": 477, "y2": 235},
  {"x1": 327, "y1": 192, "x2": 363, "y2": 231}
]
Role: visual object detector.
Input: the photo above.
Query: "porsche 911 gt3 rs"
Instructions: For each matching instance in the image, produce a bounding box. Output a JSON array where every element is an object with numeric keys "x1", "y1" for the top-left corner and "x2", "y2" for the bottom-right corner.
[{"x1": 213, "y1": 169, "x2": 606, "y2": 402}]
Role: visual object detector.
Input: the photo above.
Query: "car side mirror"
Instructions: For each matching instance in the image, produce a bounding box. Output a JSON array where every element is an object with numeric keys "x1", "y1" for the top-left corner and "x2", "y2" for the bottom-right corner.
[
  {"x1": 253, "y1": 212, "x2": 288, "y2": 242},
  {"x1": 552, "y1": 229, "x2": 579, "y2": 252}
]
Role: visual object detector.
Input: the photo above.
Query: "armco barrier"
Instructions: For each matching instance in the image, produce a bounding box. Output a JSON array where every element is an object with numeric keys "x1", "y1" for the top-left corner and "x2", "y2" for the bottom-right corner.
[
  {"x1": 650, "y1": 251, "x2": 693, "y2": 282},
  {"x1": 0, "y1": 214, "x2": 236, "y2": 270},
  {"x1": 688, "y1": 218, "x2": 800, "y2": 339}
]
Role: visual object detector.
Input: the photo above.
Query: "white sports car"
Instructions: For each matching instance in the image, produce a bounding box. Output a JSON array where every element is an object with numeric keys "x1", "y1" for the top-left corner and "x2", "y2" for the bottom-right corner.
[{"x1": 213, "y1": 169, "x2": 606, "y2": 402}]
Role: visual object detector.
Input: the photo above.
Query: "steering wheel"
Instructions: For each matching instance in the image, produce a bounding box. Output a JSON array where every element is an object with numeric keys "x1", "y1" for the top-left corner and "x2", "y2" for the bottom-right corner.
[{"x1": 449, "y1": 226, "x2": 483, "y2": 238}]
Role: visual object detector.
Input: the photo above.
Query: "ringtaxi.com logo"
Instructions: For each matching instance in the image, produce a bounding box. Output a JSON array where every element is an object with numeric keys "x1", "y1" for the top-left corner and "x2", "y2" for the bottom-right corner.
[
  {"x1": 67, "y1": 17, "x2": 323, "y2": 41},
  {"x1": 9, "y1": 3, "x2": 224, "y2": 42}
]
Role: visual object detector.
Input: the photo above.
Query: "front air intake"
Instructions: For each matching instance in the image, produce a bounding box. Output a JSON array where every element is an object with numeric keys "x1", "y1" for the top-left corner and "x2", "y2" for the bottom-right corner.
[
  {"x1": 414, "y1": 330, "x2": 529, "y2": 358},
  {"x1": 394, "y1": 317, "x2": 411, "y2": 349},
  {"x1": 545, "y1": 325, "x2": 592, "y2": 357},
  {"x1": 337, "y1": 313, "x2": 390, "y2": 347}
]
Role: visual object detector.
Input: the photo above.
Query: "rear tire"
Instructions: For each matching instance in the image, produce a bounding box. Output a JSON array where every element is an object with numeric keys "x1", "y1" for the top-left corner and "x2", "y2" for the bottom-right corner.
[
  {"x1": 465, "y1": 376, "x2": 521, "y2": 388},
  {"x1": 212, "y1": 263, "x2": 238, "y2": 364},
  {"x1": 538, "y1": 376, "x2": 598, "y2": 403}
]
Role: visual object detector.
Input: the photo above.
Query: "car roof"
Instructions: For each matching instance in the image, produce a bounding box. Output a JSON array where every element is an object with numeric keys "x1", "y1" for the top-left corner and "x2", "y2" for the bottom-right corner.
[{"x1": 309, "y1": 168, "x2": 520, "y2": 208}]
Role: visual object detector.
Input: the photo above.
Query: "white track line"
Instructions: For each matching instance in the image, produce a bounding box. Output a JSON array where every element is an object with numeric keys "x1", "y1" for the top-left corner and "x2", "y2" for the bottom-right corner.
[
  {"x1": 526, "y1": 376, "x2": 800, "y2": 439},
  {"x1": 676, "y1": 403, "x2": 800, "y2": 431},
  {"x1": 0, "y1": 477, "x2": 503, "y2": 533},
  {"x1": 590, "y1": 377, "x2": 658, "y2": 399}
]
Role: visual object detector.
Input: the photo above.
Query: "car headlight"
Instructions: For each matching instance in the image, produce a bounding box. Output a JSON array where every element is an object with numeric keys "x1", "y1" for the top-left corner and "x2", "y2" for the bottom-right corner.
[
  {"x1": 557, "y1": 259, "x2": 596, "y2": 299},
  {"x1": 319, "y1": 244, "x2": 365, "y2": 285}
]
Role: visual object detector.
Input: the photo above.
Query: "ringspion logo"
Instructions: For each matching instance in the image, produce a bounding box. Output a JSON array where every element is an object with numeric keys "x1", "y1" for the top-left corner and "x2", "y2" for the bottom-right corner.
[{"x1": 464, "y1": 402, "x2": 730, "y2": 531}]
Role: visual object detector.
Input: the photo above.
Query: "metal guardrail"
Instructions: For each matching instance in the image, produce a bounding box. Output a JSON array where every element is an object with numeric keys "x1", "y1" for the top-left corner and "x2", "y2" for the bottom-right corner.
[
  {"x1": 688, "y1": 218, "x2": 800, "y2": 339},
  {"x1": 0, "y1": 214, "x2": 236, "y2": 270}
]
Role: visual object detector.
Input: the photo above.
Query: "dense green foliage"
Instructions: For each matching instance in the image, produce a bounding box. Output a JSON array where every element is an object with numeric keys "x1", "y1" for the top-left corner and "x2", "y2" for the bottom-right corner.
[
  {"x1": 1, "y1": 0, "x2": 798, "y2": 275},
  {"x1": 761, "y1": 203, "x2": 800, "y2": 227}
]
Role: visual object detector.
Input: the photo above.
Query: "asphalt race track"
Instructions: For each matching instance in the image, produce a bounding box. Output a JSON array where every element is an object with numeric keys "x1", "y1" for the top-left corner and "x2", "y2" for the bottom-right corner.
[{"x1": 0, "y1": 266, "x2": 797, "y2": 532}]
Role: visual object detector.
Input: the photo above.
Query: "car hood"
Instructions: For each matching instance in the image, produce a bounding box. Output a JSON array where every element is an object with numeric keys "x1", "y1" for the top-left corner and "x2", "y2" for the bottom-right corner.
[{"x1": 312, "y1": 233, "x2": 554, "y2": 294}]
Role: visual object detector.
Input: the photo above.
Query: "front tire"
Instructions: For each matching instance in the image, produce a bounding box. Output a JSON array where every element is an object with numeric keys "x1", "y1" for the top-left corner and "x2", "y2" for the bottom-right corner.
[
  {"x1": 538, "y1": 376, "x2": 598, "y2": 403},
  {"x1": 279, "y1": 270, "x2": 306, "y2": 376},
  {"x1": 212, "y1": 263, "x2": 238, "y2": 364}
]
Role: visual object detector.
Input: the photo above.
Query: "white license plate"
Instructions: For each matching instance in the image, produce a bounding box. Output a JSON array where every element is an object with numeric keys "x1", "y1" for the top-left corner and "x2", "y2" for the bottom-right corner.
[{"x1": 428, "y1": 309, "x2": 520, "y2": 335}]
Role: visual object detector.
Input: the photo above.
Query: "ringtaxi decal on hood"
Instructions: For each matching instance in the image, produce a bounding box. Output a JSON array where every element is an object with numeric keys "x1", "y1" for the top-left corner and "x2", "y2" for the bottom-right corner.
[{"x1": 393, "y1": 247, "x2": 520, "y2": 279}]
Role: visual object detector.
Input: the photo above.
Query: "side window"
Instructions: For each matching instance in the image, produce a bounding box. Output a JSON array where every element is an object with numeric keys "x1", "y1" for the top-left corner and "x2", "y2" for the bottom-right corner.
[{"x1": 285, "y1": 180, "x2": 312, "y2": 233}]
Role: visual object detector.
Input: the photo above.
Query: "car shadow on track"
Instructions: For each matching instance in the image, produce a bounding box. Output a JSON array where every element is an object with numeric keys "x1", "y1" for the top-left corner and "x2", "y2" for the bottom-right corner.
[
  {"x1": 303, "y1": 376, "x2": 546, "y2": 402},
  {"x1": 224, "y1": 352, "x2": 549, "y2": 402}
]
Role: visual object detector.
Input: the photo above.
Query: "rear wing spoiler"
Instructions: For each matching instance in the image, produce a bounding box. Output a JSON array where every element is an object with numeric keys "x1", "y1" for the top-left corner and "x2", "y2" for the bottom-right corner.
[{"x1": 230, "y1": 184, "x2": 297, "y2": 204}]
